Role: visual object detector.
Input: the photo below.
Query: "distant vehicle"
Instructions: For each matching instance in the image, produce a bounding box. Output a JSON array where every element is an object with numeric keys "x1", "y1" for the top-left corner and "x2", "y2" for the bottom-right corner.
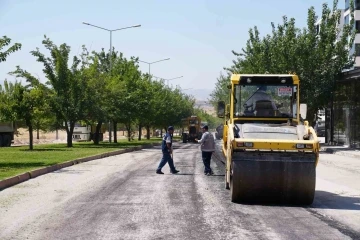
[
  {"x1": 0, "y1": 122, "x2": 16, "y2": 147},
  {"x1": 181, "y1": 116, "x2": 203, "y2": 143}
]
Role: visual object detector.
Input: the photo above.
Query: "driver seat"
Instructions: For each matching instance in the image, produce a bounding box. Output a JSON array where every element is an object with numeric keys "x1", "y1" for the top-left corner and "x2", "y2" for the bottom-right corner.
[{"x1": 255, "y1": 100, "x2": 275, "y2": 117}]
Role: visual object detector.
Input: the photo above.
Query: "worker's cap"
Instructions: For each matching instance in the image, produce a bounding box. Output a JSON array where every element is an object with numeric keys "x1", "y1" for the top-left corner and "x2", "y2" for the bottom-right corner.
[
  {"x1": 202, "y1": 125, "x2": 208, "y2": 130},
  {"x1": 168, "y1": 126, "x2": 174, "y2": 131}
]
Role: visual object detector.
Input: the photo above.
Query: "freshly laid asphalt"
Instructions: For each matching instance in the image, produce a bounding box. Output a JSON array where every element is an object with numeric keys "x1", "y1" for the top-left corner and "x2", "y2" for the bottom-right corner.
[{"x1": 0, "y1": 138, "x2": 359, "y2": 240}]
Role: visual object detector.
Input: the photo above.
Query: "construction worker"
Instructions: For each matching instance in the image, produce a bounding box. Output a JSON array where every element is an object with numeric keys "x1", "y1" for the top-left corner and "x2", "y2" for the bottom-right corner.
[
  {"x1": 156, "y1": 126, "x2": 180, "y2": 174},
  {"x1": 196, "y1": 125, "x2": 215, "y2": 175}
]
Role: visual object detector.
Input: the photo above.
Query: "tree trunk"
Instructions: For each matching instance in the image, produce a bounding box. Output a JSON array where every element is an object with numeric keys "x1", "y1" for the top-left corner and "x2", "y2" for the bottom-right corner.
[
  {"x1": 113, "y1": 121, "x2": 117, "y2": 143},
  {"x1": 66, "y1": 121, "x2": 75, "y2": 147},
  {"x1": 56, "y1": 129, "x2": 59, "y2": 140},
  {"x1": 94, "y1": 121, "x2": 102, "y2": 145},
  {"x1": 146, "y1": 125, "x2": 151, "y2": 140},
  {"x1": 126, "y1": 123, "x2": 131, "y2": 141},
  {"x1": 138, "y1": 124, "x2": 142, "y2": 141},
  {"x1": 28, "y1": 124, "x2": 34, "y2": 150},
  {"x1": 36, "y1": 128, "x2": 40, "y2": 140}
]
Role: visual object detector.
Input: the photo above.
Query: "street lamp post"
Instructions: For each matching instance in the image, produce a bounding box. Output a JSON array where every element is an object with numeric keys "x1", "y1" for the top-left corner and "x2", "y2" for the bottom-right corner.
[
  {"x1": 153, "y1": 75, "x2": 183, "y2": 85},
  {"x1": 138, "y1": 58, "x2": 170, "y2": 80},
  {"x1": 83, "y1": 22, "x2": 141, "y2": 143}
]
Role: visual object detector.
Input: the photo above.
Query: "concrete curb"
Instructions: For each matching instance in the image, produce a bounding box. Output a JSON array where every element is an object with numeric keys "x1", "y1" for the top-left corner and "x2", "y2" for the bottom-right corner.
[
  {"x1": 0, "y1": 142, "x2": 162, "y2": 191},
  {"x1": 324, "y1": 148, "x2": 360, "y2": 159}
]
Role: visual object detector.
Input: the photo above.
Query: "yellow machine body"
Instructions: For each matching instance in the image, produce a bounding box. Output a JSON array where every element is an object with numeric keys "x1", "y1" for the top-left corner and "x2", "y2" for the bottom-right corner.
[{"x1": 217, "y1": 74, "x2": 319, "y2": 204}]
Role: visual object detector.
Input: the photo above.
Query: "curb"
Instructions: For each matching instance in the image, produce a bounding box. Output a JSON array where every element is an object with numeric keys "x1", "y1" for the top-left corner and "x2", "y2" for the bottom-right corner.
[
  {"x1": 0, "y1": 142, "x2": 161, "y2": 191},
  {"x1": 324, "y1": 148, "x2": 360, "y2": 159}
]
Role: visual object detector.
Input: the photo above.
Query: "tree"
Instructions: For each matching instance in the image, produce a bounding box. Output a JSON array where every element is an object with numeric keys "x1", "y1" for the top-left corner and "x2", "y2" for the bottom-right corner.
[
  {"x1": 0, "y1": 36, "x2": 21, "y2": 62},
  {"x1": 193, "y1": 107, "x2": 222, "y2": 129},
  {"x1": 109, "y1": 54, "x2": 142, "y2": 141},
  {"x1": 134, "y1": 73, "x2": 153, "y2": 140},
  {"x1": 3, "y1": 66, "x2": 46, "y2": 150},
  {"x1": 79, "y1": 47, "x2": 109, "y2": 144},
  {"x1": 214, "y1": 0, "x2": 355, "y2": 124},
  {"x1": 88, "y1": 47, "x2": 116, "y2": 143},
  {"x1": 31, "y1": 36, "x2": 89, "y2": 147},
  {"x1": 209, "y1": 72, "x2": 231, "y2": 106},
  {"x1": 154, "y1": 86, "x2": 195, "y2": 130}
]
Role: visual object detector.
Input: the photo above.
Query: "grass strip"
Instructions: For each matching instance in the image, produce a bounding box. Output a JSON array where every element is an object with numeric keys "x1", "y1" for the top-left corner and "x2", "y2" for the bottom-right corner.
[{"x1": 0, "y1": 138, "x2": 163, "y2": 180}]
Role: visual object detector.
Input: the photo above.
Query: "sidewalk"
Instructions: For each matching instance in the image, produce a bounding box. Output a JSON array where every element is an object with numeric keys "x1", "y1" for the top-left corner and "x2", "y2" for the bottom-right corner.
[{"x1": 320, "y1": 144, "x2": 360, "y2": 159}]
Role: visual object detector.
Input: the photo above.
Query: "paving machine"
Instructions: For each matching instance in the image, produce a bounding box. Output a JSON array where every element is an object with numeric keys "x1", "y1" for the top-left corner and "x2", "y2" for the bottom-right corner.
[
  {"x1": 217, "y1": 74, "x2": 319, "y2": 204},
  {"x1": 182, "y1": 116, "x2": 203, "y2": 143}
]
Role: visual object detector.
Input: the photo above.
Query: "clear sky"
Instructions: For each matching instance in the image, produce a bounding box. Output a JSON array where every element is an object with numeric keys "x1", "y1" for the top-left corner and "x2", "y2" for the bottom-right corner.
[{"x1": 1, "y1": 0, "x2": 334, "y2": 94}]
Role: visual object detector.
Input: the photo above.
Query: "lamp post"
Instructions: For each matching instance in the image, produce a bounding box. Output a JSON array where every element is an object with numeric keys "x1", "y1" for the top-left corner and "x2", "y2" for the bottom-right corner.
[
  {"x1": 83, "y1": 22, "x2": 141, "y2": 143},
  {"x1": 153, "y1": 75, "x2": 183, "y2": 85},
  {"x1": 138, "y1": 58, "x2": 170, "y2": 80}
]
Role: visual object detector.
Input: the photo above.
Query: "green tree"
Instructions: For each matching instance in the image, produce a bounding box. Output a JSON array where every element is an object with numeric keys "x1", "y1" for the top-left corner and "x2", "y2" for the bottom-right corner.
[
  {"x1": 0, "y1": 36, "x2": 21, "y2": 62},
  {"x1": 88, "y1": 47, "x2": 116, "y2": 143},
  {"x1": 209, "y1": 72, "x2": 231, "y2": 106},
  {"x1": 109, "y1": 55, "x2": 142, "y2": 141},
  {"x1": 31, "y1": 36, "x2": 89, "y2": 147},
  {"x1": 79, "y1": 47, "x2": 109, "y2": 144},
  {"x1": 215, "y1": 0, "x2": 355, "y2": 124},
  {"x1": 3, "y1": 67, "x2": 47, "y2": 150},
  {"x1": 193, "y1": 107, "x2": 222, "y2": 129},
  {"x1": 134, "y1": 73, "x2": 154, "y2": 140}
]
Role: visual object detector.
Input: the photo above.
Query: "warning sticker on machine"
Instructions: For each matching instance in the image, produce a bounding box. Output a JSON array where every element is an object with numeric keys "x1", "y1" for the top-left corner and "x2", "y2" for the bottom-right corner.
[{"x1": 277, "y1": 87, "x2": 292, "y2": 96}]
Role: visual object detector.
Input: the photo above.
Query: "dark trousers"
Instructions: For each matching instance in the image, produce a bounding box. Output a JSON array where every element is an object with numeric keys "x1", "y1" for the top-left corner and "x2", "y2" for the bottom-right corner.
[
  {"x1": 202, "y1": 151, "x2": 213, "y2": 173},
  {"x1": 157, "y1": 152, "x2": 176, "y2": 172}
]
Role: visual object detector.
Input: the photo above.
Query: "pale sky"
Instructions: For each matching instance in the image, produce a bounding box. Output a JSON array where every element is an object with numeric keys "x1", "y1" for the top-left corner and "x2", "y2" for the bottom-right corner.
[{"x1": 1, "y1": 0, "x2": 334, "y2": 95}]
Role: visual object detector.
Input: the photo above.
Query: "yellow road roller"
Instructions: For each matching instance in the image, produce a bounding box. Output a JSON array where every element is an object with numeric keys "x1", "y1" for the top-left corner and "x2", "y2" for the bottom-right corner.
[{"x1": 217, "y1": 74, "x2": 320, "y2": 204}]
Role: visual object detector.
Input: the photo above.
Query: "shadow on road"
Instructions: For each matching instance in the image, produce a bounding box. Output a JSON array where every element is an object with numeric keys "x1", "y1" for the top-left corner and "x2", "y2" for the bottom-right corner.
[
  {"x1": 172, "y1": 173, "x2": 196, "y2": 176},
  {"x1": 53, "y1": 169, "x2": 91, "y2": 174},
  {"x1": 229, "y1": 190, "x2": 360, "y2": 210},
  {"x1": 310, "y1": 190, "x2": 360, "y2": 211}
]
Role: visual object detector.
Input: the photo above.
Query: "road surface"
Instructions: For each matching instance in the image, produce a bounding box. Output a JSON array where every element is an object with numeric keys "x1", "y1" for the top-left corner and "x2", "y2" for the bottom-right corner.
[{"x1": 0, "y1": 139, "x2": 359, "y2": 240}]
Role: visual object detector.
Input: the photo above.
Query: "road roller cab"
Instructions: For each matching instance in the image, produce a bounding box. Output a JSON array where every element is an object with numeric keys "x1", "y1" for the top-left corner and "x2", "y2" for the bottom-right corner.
[{"x1": 217, "y1": 74, "x2": 320, "y2": 204}]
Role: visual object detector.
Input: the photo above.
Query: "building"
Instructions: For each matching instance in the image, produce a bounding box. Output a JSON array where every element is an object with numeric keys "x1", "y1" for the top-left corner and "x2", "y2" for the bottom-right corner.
[
  {"x1": 345, "y1": 0, "x2": 360, "y2": 67},
  {"x1": 329, "y1": 1, "x2": 360, "y2": 148},
  {"x1": 314, "y1": 3, "x2": 360, "y2": 148},
  {"x1": 332, "y1": 69, "x2": 360, "y2": 148},
  {"x1": 332, "y1": 1, "x2": 360, "y2": 148}
]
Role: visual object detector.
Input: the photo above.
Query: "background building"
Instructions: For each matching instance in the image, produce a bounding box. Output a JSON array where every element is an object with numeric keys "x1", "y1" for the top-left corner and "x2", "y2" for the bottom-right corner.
[
  {"x1": 331, "y1": 0, "x2": 360, "y2": 148},
  {"x1": 314, "y1": 3, "x2": 360, "y2": 148},
  {"x1": 345, "y1": 0, "x2": 360, "y2": 67}
]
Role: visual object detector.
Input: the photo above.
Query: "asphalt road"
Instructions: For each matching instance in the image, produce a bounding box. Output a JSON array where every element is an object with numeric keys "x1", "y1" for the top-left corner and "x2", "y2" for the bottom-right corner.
[{"x1": 0, "y1": 138, "x2": 359, "y2": 240}]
